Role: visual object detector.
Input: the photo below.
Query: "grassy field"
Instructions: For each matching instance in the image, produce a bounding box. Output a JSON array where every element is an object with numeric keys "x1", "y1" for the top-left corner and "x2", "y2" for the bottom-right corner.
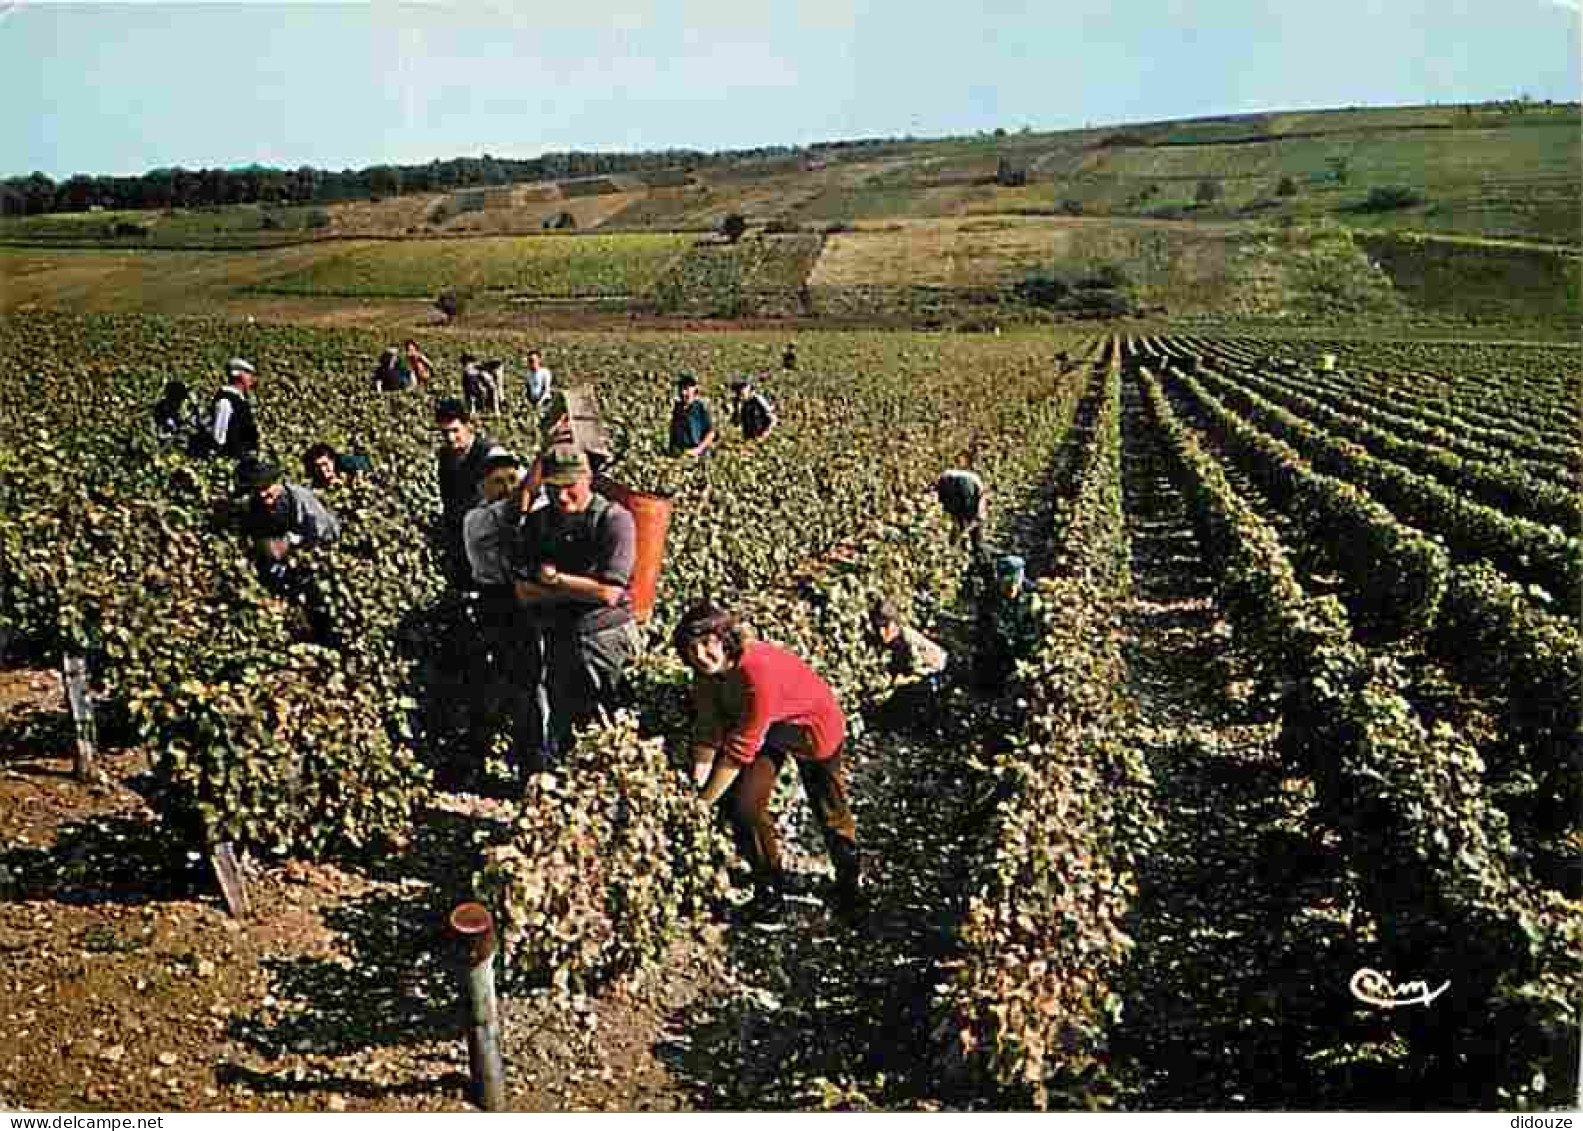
[
  {"x1": 808, "y1": 216, "x2": 1273, "y2": 311},
  {"x1": 247, "y1": 232, "x2": 694, "y2": 298},
  {"x1": 0, "y1": 244, "x2": 360, "y2": 314}
]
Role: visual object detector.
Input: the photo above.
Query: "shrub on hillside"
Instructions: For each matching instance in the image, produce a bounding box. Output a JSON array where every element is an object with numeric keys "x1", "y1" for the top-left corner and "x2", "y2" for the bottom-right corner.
[
  {"x1": 1358, "y1": 185, "x2": 1426, "y2": 212},
  {"x1": 720, "y1": 212, "x2": 748, "y2": 244},
  {"x1": 1014, "y1": 271, "x2": 1071, "y2": 307},
  {"x1": 1276, "y1": 175, "x2": 1299, "y2": 197},
  {"x1": 306, "y1": 208, "x2": 332, "y2": 230},
  {"x1": 763, "y1": 218, "x2": 802, "y2": 234},
  {"x1": 1014, "y1": 264, "x2": 1136, "y2": 318}
]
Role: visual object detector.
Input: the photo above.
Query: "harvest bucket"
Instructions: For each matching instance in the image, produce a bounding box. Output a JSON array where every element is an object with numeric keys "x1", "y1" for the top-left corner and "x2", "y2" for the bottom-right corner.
[
  {"x1": 594, "y1": 475, "x2": 672, "y2": 623},
  {"x1": 1317, "y1": 353, "x2": 1337, "y2": 372}
]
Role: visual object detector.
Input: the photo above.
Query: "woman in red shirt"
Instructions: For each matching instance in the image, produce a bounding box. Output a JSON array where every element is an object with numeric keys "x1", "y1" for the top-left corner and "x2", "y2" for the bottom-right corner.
[{"x1": 674, "y1": 602, "x2": 863, "y2": 924}]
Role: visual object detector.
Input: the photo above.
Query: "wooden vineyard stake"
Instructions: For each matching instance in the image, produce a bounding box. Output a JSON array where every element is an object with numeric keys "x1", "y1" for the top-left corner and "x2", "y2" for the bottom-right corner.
[
  {"x1": 209, "y1": 841, "x2": 251, "y2": 920},
  {"x1": 61, "y1": 653, "x2": 97, "y2": 783},
  {"x1": 449, "y1": 902, "x2": 506, "y2": 1111}
]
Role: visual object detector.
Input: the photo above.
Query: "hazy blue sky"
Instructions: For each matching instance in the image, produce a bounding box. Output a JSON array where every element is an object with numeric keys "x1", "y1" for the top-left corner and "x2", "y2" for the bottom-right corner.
[{"x1": 4, "y1": 0, "x2": 1579, "y2": 179}]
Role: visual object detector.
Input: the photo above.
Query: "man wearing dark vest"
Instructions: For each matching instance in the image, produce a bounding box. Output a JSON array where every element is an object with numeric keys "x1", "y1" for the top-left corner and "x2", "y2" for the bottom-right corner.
[
  {"x1": 434, "y1": 397, "x2": 494, "y2": 588},
  {"x1": 510, "y1": 443, "x2": 639, "y2": 771},
  {"x1": 209, "y1": 358, "x2": 260, "y2": 460}
]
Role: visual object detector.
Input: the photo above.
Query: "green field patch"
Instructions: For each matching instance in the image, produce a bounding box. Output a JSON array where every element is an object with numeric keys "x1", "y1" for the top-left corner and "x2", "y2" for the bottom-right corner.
[{"x1": 247, "y1": 232, "x2": 693, "y2": 298}]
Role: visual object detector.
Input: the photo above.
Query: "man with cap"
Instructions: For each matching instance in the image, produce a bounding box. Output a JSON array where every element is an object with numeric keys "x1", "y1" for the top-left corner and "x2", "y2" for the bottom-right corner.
[
  {"x1": 509, "y1": 442, "x2": 639, "y2": 771},
  {"x1": 667, "y1": 373, "x2": 716, "y2": 458},
  {"x1": 729, "y1": 378, "x2": 777, "y2": 443},
  {"x1": 434, "y1": 397, "x2": 495, "y2": 588},
  {"x1": 209, "y1": 358, "x2": 260, "y2": 460},
  {"x1": 974, "y1": 553, "x2": 1041, "y2": 689},
  {"x1": 235, "y1": 456, "x2": 341, "y2": 646},
  {"x1": 237, "y1": 456, "x2": 341, "y2": 550}
]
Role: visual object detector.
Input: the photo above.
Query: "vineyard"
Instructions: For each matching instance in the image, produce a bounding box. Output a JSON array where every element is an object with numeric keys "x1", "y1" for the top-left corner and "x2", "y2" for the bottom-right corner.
[
  {"x1": 247, "y1": 233, "x2": 694, "y2": 300},
  {"x1": 0, "y1": 310, "x2": 1578, "y2": 1112}
]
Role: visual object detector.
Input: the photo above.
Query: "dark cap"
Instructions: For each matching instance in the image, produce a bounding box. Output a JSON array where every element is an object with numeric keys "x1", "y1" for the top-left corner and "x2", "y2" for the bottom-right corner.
[
  {"x1": 235, "y1": 456, "x2": 281, "y2": 494},
  {"x1": 675, "y1": 371, "x2": 698, "y2": 389},
  {"x1": 995, "y1": 554, "x2": 1026, "y2": 584},
  {"x1": 434, "y1": 396, "x2": 469, "y2": 424},
  {"x1": 729, "y1": 378, "x2": 752, "y2": 392},
  {"x1": 539, "y1": 442, "x2": 591, "y2": 486}
]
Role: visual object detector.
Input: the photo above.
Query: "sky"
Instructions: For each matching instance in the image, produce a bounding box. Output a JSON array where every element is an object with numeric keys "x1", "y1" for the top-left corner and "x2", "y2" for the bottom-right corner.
[{"x1": 3, "y1": 0, "x2": 1579, "y2": 180}]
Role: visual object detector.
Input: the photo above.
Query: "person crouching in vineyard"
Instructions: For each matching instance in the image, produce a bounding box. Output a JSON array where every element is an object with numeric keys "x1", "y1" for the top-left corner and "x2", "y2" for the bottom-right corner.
[
  {"x1": 509, "y1": 443, "x2": 639, "y2": 772},
  {"x1": 673, "y1": 602, "x2": 865, "y2": 925},
  {"x1": 937, "y1": 467, "x2": 998, "y2": 604},
  {"x1": 936, "y1": 468, "x2": 988, "y2": 554},
  {"x1": 461, "y1": 353, "x2": 506, "y2": 417},
  {"x1": 729, "y1": 378, "x2": 777, "y2": 442},
  {"x1": 302, "y1": 442, "x2": 373, "y2": 491},
  {"x1": 866, "y1": 599, "x2": 949, "y2": 734},
  {"x1": 235, "y1": 456, "x2": 342, "y2": 647},
  {"x1": 974, "y1": 554, "x2": 1041, "y2": 689},
  {"x1": 152, "y1": 380, "x2": 201, "y2": 446},
  {"x1": 236, "y1": 456, "x2": 341, "y2": 550}
]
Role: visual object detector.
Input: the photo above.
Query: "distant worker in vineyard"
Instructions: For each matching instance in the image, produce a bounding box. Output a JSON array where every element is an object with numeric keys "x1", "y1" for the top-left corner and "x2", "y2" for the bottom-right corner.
[
  {"x1": 729, "y1": 378, "x2": 777, "y2": 442},
  {"x1": 207, "y1": 358, "x2": 261, "y2": 461},
  {"x1": 867, "y1": 599, "x2": 949, "y2": 733},
  {"x1": 434, "y1": 397, "x2": 496, "y2": 588},
  {"x1": 403, "y1": 340, "x2": 435, "y2": 387},
  {"x1": 936, "y1": 469, "x2": 988, "y2": 552},
  {"x1": 674, "y1": 602, "x2": 864, "y2": 924},
  {"x1": 668, "y1": 373, "x2": 716, "y2": 458},
  {"x1": 302, "y1": 442, "x2": 373, "y2": 491},
  {"x1": 460, "y1": 353, "x2": 506, "y2": 417},
  {"x1": 509, "y1": 442, "x2": 639, "y2": 772},
  {"x1": 152, "y1": 380, "x2": 201, "y2": 447},
  {"x1": 937, "y1": 467, "x2": 996, "y2": 607},
  {"x1": 523, "y1": 349, "x2": 554, "y2": 410},
  {"x1": 373, "y1": 347, "x2": 407, "y2": 392},
  {"x1": 782, "y1": 342, "x2": 798, "y2": 372},
  {"x1": 974, "y1": 553, "x2": 1041, "y2": 688}
]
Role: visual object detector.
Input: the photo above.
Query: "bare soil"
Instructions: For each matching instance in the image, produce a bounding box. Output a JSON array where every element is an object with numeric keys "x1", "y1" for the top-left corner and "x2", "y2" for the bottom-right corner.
[{"x1": 0, "y1": 671, "x2": 725, "y2": 1113}]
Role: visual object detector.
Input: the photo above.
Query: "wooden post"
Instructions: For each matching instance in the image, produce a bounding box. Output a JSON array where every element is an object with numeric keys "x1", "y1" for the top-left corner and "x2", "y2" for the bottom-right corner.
[
  {"x1": 61, "y1": 654, "x2": 96, "y2": 783},
  {"x1": 450, "y1": 902, "x2": 506, "y2": 1111},
  {"x1": 209, "y1": 841, "x2": 251, "y2": 920}
]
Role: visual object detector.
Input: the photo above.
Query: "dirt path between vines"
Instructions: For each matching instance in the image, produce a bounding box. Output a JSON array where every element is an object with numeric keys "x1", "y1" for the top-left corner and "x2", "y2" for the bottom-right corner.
[
  {"x1": 0, "y1": 404, "x2": 1076, "y2": 1113},
  {"x1": 1106, "y1": 370, "x2": 1398, "y2": 1109}
]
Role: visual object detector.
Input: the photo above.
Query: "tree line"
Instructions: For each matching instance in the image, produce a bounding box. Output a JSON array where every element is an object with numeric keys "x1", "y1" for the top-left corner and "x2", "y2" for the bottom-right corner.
[{"x1": 0, "y1": 137, "x2": 910, "y2": 218}]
